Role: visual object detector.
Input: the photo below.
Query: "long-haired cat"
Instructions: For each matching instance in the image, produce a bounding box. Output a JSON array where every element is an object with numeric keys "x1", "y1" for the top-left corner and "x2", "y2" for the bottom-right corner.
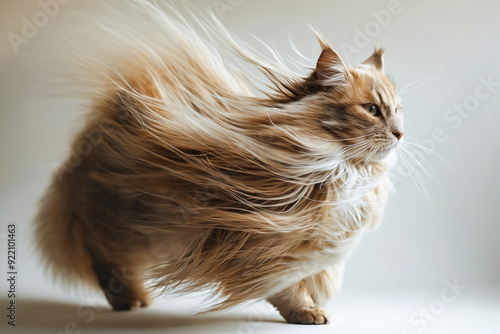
[{"x1": 35, "y1": 2, "x2": 403, "y2": 325}]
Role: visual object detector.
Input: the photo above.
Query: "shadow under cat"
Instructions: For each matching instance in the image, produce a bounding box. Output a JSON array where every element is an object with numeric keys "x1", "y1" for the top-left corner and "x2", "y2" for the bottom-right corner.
[{"x1": 1, "y1": 298, "x2": 284, "y2": 334}]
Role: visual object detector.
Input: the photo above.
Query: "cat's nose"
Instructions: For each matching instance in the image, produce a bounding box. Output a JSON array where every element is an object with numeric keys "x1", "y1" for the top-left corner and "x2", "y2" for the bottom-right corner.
[{"x1": 392, "y1": 131, "x2": 403, "y2": 140}]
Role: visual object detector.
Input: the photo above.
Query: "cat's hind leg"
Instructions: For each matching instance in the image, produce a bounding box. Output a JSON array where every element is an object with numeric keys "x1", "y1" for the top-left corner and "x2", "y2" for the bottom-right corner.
[
  {"x1": 267, "y1": 280, "x2": 330, "y2": 324},
  {"x1": 88, "y1": 248, "x2": 151, "y2": 311}
]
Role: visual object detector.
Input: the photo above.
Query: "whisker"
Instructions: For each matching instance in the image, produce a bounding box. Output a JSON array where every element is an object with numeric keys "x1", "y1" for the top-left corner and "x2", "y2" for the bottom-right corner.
[
  {"x1": 397, "y1": 148, "x2": 435, "y2": 209},
  {"x1": 398, "y1": 78, "x2": 439, "y2": 97},
  {"x1": 399, "y1": 145, "x2": 439, "y2": 184},
  {"x1": 362, "y1": 142, "x2": 379, "y2": 168},
  {"x1": 323, "y1": 133, "x2": 375, "y2": 143},
  {"x1": 403, "y1": 138, "x2": 453, "y2": 171},
  {"x1": 342, "y1": 142, "x2": 371, "y2": 159}
]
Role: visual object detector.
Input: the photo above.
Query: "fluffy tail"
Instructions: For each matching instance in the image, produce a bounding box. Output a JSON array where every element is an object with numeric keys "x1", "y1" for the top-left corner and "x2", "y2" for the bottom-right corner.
[
  {"x1": 35, "y1": 1, "x2": 338, "y2": 308},
  {"x1": 34, "y1": 170, "x2": 98, "y2": 289},
  {"x1": 35, "y1": 1, "x2": 259, "y2": 289}
]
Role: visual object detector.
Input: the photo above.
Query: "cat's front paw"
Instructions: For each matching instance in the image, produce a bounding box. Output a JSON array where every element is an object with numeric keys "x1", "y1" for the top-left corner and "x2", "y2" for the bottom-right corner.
[
  {"x1": 283, "y1": 305, "x2": 330, "y2": 325},
  {"x1": 107, "y1": 290, "x2": 151, "y2": 311}
]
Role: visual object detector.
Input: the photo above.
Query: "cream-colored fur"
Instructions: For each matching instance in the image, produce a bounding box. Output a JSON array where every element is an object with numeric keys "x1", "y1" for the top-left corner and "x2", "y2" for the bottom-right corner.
[{"x1": 35, "y1": 1, "x2": 403, "y2": 324}]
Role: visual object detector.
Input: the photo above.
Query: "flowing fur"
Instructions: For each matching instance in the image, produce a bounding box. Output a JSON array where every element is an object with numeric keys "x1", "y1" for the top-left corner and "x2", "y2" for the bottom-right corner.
[{"x1": 35, "y1": 1, "x2": 403, "y2": 323}]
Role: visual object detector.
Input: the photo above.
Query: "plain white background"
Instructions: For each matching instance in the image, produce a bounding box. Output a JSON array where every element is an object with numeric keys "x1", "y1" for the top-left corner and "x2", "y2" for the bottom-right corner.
[{"x1": 1, "y1": 0, "x2": 499, "y2": 333}]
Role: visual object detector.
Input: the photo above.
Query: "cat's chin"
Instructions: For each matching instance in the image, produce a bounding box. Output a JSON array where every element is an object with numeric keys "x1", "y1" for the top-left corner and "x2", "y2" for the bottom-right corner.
[{"x1": 369, "y1": 147, "x2": 397, "y2": 162}]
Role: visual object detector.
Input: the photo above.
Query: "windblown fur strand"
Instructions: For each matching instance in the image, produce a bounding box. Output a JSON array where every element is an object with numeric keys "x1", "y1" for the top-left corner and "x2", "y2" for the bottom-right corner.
[{"x1": 35, "y1": 1, "x2": 401, "y2": 319}]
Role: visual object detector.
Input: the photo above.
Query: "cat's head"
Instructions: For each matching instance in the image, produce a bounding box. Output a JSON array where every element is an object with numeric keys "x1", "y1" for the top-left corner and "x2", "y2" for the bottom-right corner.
[{"x1": 296, "y1": 43, "x2": 403, "y2": 163}]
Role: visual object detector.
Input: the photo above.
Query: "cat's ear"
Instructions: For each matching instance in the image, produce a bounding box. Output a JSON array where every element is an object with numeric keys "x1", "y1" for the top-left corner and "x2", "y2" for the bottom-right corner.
[
  {"x1": 363, "y1": 48, "x2": 385, "y2": 71},
  {"x1": 313, "y1": 33, "x2": 348, "y2": 86},
  {"x1": 315, "y1": 48, "x2": 347, "y2": 84}
]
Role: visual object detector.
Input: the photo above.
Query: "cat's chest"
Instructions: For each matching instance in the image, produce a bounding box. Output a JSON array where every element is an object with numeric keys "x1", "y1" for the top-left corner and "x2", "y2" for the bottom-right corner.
[
  {"x1": 301, "y1": 178, "x2": 377, "y2": 272},
  {"x1": 322, "y1": 168, "x2": 379, "y2": 236}
]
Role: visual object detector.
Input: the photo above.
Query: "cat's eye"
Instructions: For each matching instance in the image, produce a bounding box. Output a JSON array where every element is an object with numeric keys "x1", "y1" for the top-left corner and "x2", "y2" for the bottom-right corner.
[{"x1": 364, "y1": 104, "x2": 380, "y2": 117}]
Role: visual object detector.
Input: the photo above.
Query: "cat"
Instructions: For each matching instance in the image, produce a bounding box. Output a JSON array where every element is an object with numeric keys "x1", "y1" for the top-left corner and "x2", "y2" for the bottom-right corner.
[{"x1": 35, "y1": 1, "x2": 403, "y2": 325}]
